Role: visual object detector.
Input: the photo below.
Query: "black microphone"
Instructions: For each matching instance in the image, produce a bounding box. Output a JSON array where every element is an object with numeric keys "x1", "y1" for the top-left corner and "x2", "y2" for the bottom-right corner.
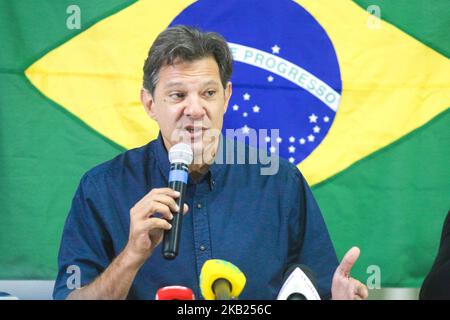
[
  {"x1": 277, "y1": 264, "x2": 321, "y2": 300},
  {"x1": 162, "y1": 143, "x2": 193, "y2": 260}
]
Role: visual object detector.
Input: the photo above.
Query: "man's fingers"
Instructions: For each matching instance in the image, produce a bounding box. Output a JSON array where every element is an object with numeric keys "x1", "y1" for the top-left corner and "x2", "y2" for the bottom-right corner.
[
  {"x1": 135, "y1": 188, "x2": 179, "y2": 209},
  {"x1": 150, "y1": 194, "x2": 180, "y2": 213},
  {"x1": 338, "y1": 246, "x2": 361, "y2": 277},
  {"x1": 141, "y1": 217, "x2": 172, "y2": 232},
  {"x1": 132, "y1": 192, "x2": 181, "y2": 220},
  {"x1": 150, "y1": 197, "x2": 189, "y2": 216},
  {"x1": 355, "y1": 281, "x2": 369, "y2": 299},
  {"x1": 150, "y1": 202, "x2": 175, "y2": 220},
  {"x1": 149, "y1": 188, "x2": 180, "y2": 198},
  {"x1": 131, "y1": 200, "x2": 173, "y2": 221},
  {"x1": 349, "y1": 279, "x2": 368, "y2": 300}
]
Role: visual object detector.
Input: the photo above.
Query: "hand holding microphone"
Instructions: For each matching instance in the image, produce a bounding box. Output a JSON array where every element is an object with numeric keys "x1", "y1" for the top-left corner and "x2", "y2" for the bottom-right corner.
[
  {"x1": 122, "y1": 143, "x2": 192, "y2": 267},
  {"x1": 124, "y1": 187, "x2": 189, "y2": 266}
]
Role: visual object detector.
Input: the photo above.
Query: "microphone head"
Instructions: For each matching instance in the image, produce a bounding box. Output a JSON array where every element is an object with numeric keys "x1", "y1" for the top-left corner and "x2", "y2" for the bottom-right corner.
[
  {"x1": 283, "y1": 264, "x2": 317, "y2": 285},
  {"x1": 199, "y1": 259, "x2": 246, "y2": 300},
  {"x1": 155, "y1": 285, "x2": 195, "y2": 300},
  {"x1": 277, "y1": 264, "x2": 321, "y2": 300},
  {"x1": 169, "y1": 143, "x2": 193, "y2": 165}
]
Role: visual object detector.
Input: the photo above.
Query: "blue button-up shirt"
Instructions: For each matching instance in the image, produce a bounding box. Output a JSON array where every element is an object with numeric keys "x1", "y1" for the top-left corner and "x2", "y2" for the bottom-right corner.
[{"x1": 53, "y1": 134, "x2": 338, "y2": 300}]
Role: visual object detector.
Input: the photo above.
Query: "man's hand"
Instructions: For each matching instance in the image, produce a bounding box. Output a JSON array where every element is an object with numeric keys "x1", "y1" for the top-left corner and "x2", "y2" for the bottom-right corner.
[
  {"x1": 331, "y1": 247, "x2": 369, "y2": 300},
  {"x1": 67, "y1": 187, "x2": 189, "y2": 300},
  {"x1": 124, "y1": 188, "x2": 189, "y2": 267}
]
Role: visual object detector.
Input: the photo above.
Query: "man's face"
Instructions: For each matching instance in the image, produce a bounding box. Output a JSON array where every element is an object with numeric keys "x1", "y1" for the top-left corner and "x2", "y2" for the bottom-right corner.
[{"x1": 141, "y1": 56, "x2": 232, "y2": 160}]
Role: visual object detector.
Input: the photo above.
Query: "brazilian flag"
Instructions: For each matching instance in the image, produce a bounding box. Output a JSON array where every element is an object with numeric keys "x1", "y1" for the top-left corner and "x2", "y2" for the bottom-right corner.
[{"x1": 0, "y1": 0, "x2": 449, "y2": 292}]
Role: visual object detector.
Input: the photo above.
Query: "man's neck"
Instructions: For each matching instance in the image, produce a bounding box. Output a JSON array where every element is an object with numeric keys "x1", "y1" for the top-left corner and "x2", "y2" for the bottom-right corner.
[
  {"x1": 189, "y1": 163, "x2": 210, "y2": 183},
  {"x1": 188, "y1": 139, "x2": 219, "y2": 182},
  {"x1": 161, "y1": 134, "x2": 220, "y2": 181}
]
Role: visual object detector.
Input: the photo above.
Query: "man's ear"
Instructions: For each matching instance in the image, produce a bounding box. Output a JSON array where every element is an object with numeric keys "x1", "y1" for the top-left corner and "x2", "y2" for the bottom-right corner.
[
  {"x1": 223, "y1": 81, "x2": 232, "y2": 114},
  {"x1": 140, "y1": 88, "x2": 157, "y2": 120}
]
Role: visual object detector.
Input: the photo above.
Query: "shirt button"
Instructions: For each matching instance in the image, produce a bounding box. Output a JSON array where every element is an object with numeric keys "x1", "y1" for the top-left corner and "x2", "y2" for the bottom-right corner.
[
  {"x1": 200, "y1": 245, "x2": 206, "y2": 251},
  {"x1": 197, "y1": 203, "x2": 202, "y2": 209}
]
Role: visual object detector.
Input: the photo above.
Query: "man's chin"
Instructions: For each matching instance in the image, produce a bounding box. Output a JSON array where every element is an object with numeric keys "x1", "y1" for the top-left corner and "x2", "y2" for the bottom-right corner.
[
  {"x1": 190, "y1": 142, "x2": 205, "y2": 161},
  {"x1": 192, "y1": 140, "x2": 220, "y2": 165},
  {"x1": 170, "y1": 130, "x2": 220, "y2": 163}
]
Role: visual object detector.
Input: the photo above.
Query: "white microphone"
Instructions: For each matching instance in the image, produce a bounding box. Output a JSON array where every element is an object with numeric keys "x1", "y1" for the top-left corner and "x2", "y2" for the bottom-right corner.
[{"x1": 277, "y1": 264, "x2": 321, "y2": 300}]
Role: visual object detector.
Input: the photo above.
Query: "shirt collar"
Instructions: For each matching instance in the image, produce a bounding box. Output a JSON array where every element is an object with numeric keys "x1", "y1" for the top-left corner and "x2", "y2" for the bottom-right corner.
[{"x1": 153, "y1": 132, "x2": 171, "y2": 181}]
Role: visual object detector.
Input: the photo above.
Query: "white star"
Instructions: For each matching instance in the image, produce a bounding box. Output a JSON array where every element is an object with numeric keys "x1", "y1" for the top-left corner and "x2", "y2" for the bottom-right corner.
[
  {"x1": 289, "y1": 157, "x2": 295, "y2": 163},
  {"x1": 308, "y1": 134, "x2": 315, "y2": 142},
  {"x1": 253, "y1": 105, "x2": 260, "y2": 113},
  {"x1": 270, "y1": 146, "x2": 276, "y2": 153},
  {"x1": 271, "y1": 44, "x2": 280, "y2": 54},
  {"x1": 243, "y1": 93, "x2": 251, "y2": 101},
  {"x1": 242, "y1": 125, "x2": 250, "y2": 134},
  {"x1": 309, "y1": 114, "x2": 318, "y2": 123},
  {"x1": 265, "y1": 136, "x2": 271, "y2": 143},
  {"x1": 289, "y1": 136, "x2": 296, "y2": 143},
  {"x1": 313, "y1": 126, "x2": 321, "y2": 133},
  {"x1": 288, "y1": 145, "x2": 296, "y2": 153},
  {"x1": 267, "y1": 75, "x2": 274, "y2": 82},
  {"x1": 323, "y1": 116, "x2": 330, "y2": 123},
  {"x1": 299, "y1": 138, "x2": 306, "y2": 145},
  {"x1": 243, "y1": 112, "x2": 248, "y2": 117},
  {"x1": 232, "y1": 104, "x2": 239, "y2": 111},
  {"x1": 276, "y1": 137, "x2": 282, "y2": 143}
]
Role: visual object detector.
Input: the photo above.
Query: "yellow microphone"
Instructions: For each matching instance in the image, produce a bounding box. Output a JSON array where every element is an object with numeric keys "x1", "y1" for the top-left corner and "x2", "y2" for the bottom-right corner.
[{"x1": 199, "y1": 259, "x2": 246, "y2": 300}]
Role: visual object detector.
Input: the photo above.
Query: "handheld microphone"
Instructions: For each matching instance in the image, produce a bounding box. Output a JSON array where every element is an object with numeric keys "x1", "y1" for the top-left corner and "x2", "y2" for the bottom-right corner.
[
  {"x1": 199, "y1": 259, "x2": 246, "y2": 300},
  {"x1": 162, "y1": 143, "x2": 193, "y2": 260},
  {"x1": 277, "y1": 264, "x2": 321, "y2": 300},
  {"x1": 155, "y1": 286, "x2": 195, "y2": 300}
]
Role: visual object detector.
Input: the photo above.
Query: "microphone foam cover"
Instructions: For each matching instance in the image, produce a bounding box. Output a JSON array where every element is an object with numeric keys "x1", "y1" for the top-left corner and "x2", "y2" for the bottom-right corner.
[
  {"x1": 169, "y1": 143, "x2": 193, "y2": 165},
  {"x1": 155, "y1": 285, "x2": 195, "y2": 300},
  {"x1": 200, "y1": 259, "x2": 246, "y2": 300}
]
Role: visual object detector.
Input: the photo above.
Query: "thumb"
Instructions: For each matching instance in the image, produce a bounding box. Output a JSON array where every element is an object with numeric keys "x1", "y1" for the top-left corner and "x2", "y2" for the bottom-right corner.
[{"x1": 338, "y1": 246, "x2": 360, "y2": 277}]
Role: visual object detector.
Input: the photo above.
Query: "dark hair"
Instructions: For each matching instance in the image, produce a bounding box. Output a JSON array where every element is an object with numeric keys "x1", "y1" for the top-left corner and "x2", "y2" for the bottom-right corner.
[{"x1": 143, "y1": 25, "x2": 233, "y2": 95}]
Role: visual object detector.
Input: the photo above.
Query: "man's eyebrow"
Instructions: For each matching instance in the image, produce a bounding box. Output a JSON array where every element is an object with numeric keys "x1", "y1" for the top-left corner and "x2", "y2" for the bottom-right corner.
[
  {"x1": 163, "y1": 80, "x2": 221, "y2": 89},
  {"x1": 202, "y1": 80, "x2": 221, "y2": 87},
  {"x1": 163, "y1": 82, "x2": 185, "y2": 89}
]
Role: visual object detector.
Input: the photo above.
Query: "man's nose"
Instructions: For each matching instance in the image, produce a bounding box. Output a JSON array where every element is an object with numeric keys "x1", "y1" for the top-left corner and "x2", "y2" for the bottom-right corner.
[{"x1": 183, "y1": 95, "x2": 206, "y2": 119}]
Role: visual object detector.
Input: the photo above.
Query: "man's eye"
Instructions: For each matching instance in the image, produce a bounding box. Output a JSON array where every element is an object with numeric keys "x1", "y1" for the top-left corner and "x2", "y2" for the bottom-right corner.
[
  {"x1": 205, "y1": 90, "x2": 216, "y2": 97},
  {"x1": 170, "y1": 92, "x2": 185, "y2": 99}
]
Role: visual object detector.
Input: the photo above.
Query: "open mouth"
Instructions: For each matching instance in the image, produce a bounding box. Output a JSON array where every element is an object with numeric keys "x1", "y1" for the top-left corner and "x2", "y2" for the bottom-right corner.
[{"x1": 184, "y1": 125, "x2": 207, "y2": 134}]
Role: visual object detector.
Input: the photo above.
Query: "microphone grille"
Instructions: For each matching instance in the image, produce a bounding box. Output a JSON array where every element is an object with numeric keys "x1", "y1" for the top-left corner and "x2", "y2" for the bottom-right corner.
[{"x1": 169, "y1": 143, "x2": 193, "y2": 165}]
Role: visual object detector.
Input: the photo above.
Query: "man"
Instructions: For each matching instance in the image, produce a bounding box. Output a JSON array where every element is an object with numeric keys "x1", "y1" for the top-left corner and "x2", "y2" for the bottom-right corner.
[
  {"x1": 53, "y1": 25, "x2": 368, "y2": 300},
  {"x1": 419, "y1": 211, "x2": 450, "y2": 299}
]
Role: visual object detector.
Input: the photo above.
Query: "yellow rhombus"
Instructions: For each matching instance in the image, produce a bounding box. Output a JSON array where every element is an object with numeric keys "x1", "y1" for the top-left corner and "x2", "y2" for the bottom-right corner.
[{"x1": 26, "y1": 0, "x2": 450, "y2": 185}]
